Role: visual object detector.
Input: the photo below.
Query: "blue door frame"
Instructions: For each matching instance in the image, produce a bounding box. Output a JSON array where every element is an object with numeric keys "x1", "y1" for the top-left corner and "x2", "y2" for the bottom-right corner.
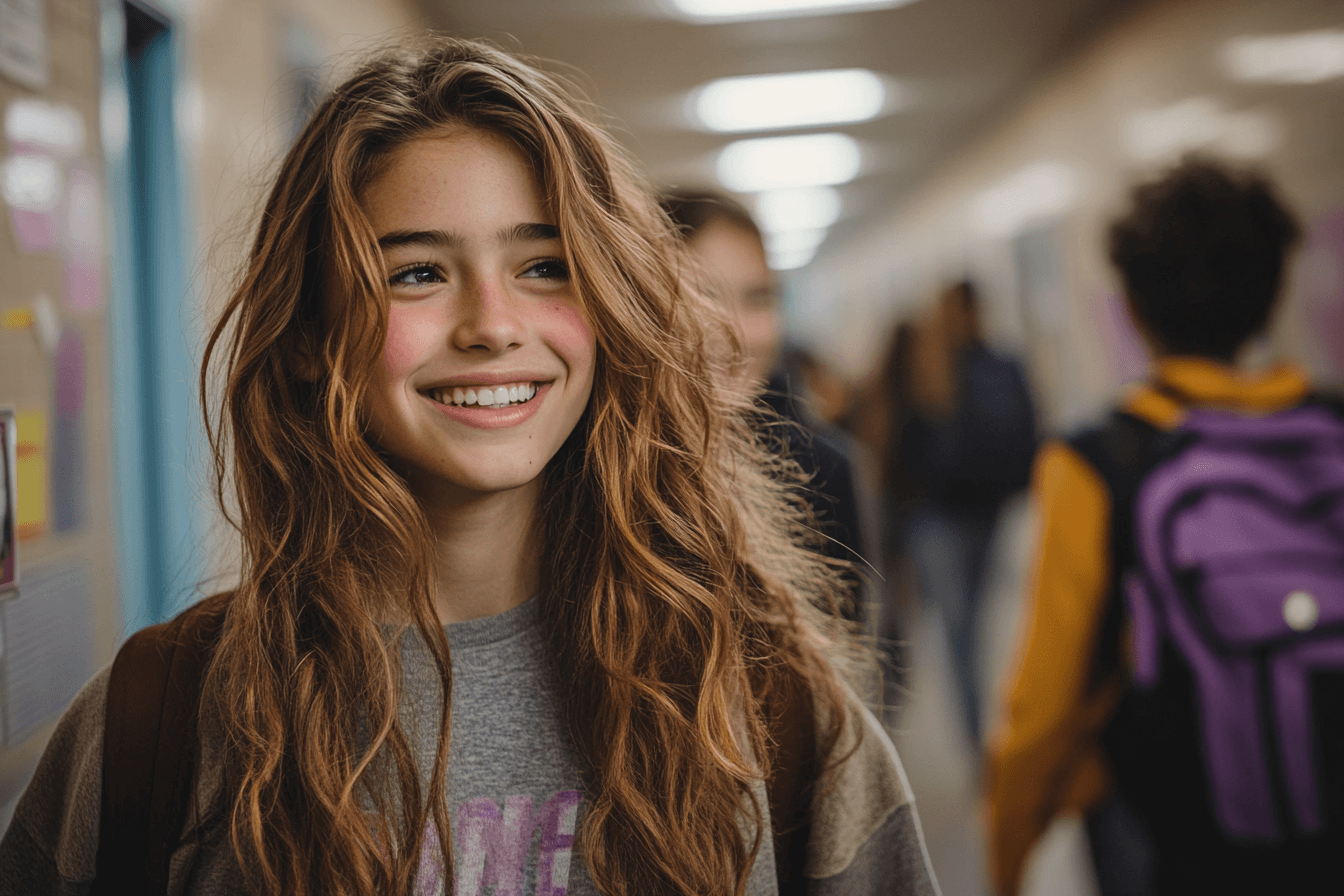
[{"x1": 101, "y1": 0, "x2": 204, "y2": 633}]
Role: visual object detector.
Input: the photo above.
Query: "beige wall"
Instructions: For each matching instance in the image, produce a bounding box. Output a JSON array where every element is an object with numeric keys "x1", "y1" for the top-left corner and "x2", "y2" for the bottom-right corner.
[
  {"x1": 796, "y1": 0, "x2": 1344, "y2": 431},
  {"x1": 180, "y1": 0, "x2": 427, "y2": 288}
]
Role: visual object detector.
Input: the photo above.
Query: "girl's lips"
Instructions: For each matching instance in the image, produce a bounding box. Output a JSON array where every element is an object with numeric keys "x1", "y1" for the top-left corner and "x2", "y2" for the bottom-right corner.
[{"x1": 423, "y1": 381, "x2": 553, "y2": 430}]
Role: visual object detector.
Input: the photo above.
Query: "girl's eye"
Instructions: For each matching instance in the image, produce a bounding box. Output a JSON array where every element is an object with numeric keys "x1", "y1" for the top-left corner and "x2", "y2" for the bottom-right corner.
[
  {"x1": 389, "y1": 264, "x2": 444, "y2": 287},
  {"x1": 520, "y1": 258, "x2": 570, "y2": 282}
]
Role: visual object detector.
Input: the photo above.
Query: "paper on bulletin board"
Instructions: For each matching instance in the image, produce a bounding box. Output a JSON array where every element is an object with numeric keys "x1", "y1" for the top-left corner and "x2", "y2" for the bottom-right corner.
[
  {"x1": 3, "y1": 151, "x2": 60, "y2": 252},
  {"x1": 0, "y1": 0, "x2": 50, "y2": 91},
  {"x1": 14, "y1": 410, "x2": 47, "y2": 541},
  {"x1": 0, "y1": 408, "x2": 17, "y2": 597},
  {"x1": 4, "y1": 99, "x2": 88, "y2": 258},
  {"x1": 61, "y1": 164, "x2": 103, "y2": 313}
]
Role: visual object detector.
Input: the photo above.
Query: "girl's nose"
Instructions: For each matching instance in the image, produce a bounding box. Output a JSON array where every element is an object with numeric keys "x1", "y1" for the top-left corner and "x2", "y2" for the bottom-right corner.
[{"x1": 451, "y1": 275, "x2": 525, "y2": 353}]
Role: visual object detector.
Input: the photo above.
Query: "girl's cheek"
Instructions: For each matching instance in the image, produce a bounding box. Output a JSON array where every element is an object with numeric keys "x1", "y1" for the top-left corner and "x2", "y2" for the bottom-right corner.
[
  {"x1": 382, "y1": 303, "x2": 436, "y2": 376},
  {"x1": 544, "y1": 301, "x2": 597, "y2": 366}
]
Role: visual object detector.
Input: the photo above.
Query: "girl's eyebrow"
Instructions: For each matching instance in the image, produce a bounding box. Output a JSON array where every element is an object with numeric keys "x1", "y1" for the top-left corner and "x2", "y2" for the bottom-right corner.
[
  {"x1": 376, "y1": 223, "x2": 560, "y2": 250},
  {"x1": 377, "y1": 229, "x2": 462, "y2": 250},
  {"x1": 499, "y1": 222, "x2": 560, "y2": 244}
]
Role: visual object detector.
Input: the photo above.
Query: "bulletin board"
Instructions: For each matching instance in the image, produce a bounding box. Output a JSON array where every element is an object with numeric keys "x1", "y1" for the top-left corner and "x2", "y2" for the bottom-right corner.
[{"x1": 0, "y1": 0, "x2": 122, "y2": 813}]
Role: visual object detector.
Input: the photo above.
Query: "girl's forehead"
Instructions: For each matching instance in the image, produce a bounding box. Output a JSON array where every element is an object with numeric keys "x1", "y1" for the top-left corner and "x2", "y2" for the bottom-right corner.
[{"x1": 362, "y1": 128, "x2": 552, "y2": 220}]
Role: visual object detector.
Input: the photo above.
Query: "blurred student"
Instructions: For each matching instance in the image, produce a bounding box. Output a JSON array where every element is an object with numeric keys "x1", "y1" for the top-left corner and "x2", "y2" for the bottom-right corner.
[
  {"x1": 847, "y1": 322, "x2": 918, "y2": 699},
  {"x1": 987, "y1": 156, "x2": 1344, "y2": 896},
  {"x1": 896, "y1": 282, "x2": 1037, "y2": 749},
  {"x1": 662, "y1": 191, "x2": 873, "y2": 619}
]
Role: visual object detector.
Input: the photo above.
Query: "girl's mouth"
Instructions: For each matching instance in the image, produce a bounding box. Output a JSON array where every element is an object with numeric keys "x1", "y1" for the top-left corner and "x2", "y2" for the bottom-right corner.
[{"x1": 423, "y1": 382, "x2": 539, "y2": 409}]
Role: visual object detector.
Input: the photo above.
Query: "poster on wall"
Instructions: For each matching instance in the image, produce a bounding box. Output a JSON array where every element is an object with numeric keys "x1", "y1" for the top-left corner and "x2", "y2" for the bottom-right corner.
[
  {"x1": 14, "y1": 409, "x2": 47, "y2": 540},
  {"x1": 0, "y1": 408, "x2": 16, "y2": 597}
]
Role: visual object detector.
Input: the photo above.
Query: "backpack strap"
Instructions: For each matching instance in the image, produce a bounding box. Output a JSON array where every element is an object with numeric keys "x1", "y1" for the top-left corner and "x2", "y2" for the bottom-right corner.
[
  {"x1": 1066, "y1": 412, "x2": 1163, "y2": 688},
  {"x1": 91, "y1": 593, "x2": 229, "y2": 896},
  {"x1": 765, "y1": 666, "x2": 818, "y2": 896}
]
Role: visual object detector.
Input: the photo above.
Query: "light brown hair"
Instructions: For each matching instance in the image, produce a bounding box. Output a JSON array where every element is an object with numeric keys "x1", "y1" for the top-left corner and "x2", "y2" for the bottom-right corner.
[{"x1": 200, "y1": 36, "x2": 857, "y2": 896}]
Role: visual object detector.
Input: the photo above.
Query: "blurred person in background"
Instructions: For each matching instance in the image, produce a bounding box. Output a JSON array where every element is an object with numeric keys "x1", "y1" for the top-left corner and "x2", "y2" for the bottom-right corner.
[
  {"x1": 889, "y1": 282, "x2": 1038, "y2": 751},
  {"x1": 663, "y1": 191, "x2": 875, "y2": 625},
  {"x1": 848, "y1": 321, "x2": 919, "y2": 705},
  {"x1": 987, "y1": 156, "x2": 1344, "y2": 896}
]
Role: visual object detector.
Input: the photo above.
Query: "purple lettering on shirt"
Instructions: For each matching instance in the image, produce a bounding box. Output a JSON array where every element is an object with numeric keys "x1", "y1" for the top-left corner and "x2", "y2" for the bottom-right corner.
[
  {"x1": 415, "y1": 823, "x2": 446, "y2": 896},
  {"x1": 535, "y1": 790, "x2": 583, "y2": 896},
  {"x1": 455, "y1": 794, "x2": 537, "y2": 896},
  {"x1": 414, "y1": 790, "x2": 584, "y2": 896}
]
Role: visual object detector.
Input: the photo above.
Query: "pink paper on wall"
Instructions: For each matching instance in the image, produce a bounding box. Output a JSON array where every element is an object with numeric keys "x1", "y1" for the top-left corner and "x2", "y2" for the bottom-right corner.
[
  {"x1": 52, "y1": 325, "x2": 86, "y2": 416},
  {"x1": 61, "y1": 164, "x2": 103, "y2": 313},
  {"x1": 63, "y1": 261, "x2": 100, "y2": 313},
  {"x1": 8, "y1": 206, "x2": 56, "y2": 251},
  {"x1": 4, "y1": 153, "x2": 59, "y2": 253}
]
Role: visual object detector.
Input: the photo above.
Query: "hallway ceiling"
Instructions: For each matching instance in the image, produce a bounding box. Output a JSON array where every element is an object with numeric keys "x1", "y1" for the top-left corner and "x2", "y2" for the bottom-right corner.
[{"x1": 424, "y1": 0, "x2": 1138, "y2": 270}]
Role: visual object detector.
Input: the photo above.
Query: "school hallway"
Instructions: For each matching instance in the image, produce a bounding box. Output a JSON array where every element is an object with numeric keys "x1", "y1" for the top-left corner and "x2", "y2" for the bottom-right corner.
[{"x1": 885, "y1": 499, "x2": 1100, "y2": 896}]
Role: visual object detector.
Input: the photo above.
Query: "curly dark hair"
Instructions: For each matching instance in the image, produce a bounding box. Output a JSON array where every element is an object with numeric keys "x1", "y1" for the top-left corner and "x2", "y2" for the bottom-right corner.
[{"x1": 1107, "y1": 155, "x2": 1301, "y2": 360}]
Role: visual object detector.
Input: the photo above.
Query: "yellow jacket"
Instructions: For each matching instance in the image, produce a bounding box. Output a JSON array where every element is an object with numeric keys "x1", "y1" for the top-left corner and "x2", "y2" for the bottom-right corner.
[{"x1": 985, "y1": 357, "x2": 1312, "y2": 896}]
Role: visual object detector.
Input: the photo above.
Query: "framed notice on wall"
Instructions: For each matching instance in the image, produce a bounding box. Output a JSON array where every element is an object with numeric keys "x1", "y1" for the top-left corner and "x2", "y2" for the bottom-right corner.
[{"x1": 0, "y1": 408, "x2": 16, "y2": 596}]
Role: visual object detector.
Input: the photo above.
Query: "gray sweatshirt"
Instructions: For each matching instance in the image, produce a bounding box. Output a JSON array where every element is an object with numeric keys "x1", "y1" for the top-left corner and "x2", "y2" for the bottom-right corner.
[{"x1": 0, "y1": 597, "x2": 939, "y2": 895}]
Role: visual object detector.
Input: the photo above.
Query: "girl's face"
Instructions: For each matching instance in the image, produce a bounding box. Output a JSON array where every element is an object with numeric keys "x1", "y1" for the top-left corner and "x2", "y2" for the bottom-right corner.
[{"x1": 356, "y1": 129, "x2": 596, "y2": 503}]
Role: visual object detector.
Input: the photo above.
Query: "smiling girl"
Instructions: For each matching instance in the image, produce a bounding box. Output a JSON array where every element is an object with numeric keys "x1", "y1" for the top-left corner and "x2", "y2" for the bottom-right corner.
[{"x1": 0, "y1": 38, "x2": 937, "y2": 896}]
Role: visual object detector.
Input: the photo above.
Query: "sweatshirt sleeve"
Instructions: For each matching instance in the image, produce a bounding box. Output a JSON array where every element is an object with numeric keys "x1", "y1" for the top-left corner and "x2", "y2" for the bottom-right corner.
[
  {"x1": 805, "y1": 692, "x2": 940, "y2": 896},
  {"x1": 0, "y1": 665, "x2": 109, "y2": 896},
  {"x1": 985, "y1": 442, "x2": 1120, "y2": 896}
]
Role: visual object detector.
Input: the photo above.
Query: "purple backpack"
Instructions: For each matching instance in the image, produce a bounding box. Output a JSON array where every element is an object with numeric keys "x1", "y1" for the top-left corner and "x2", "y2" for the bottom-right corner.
[{"x1": 1126, "y1": 403, "x2": 1344, "y2": 842}]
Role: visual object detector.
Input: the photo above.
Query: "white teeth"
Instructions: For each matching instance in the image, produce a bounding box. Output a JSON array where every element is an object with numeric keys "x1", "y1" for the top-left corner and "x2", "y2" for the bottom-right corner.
[{"x1": 428, "y1": 382, "x2": 538, "y2": 408}]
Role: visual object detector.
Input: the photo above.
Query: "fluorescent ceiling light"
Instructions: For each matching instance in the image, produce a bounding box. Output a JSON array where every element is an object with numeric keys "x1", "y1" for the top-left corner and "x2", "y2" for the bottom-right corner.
[
  {"x1": 768, "y1": 245, "x2": 821, "y2": 271},
  {"x1": 716, "y1": 133, "x2": 861, "y2": 192},
  {"x1": 970, "y1": 161, "x2": 1078, "y2": 240},
  {"x1": 765, "y1": 227, "x2": 828, "y2": 255},
  {"x1": 692, "y1": 69, "x2": 886, "y2": 133},
  {"x1": 754, "y1": 186, "x2": 842, "y2": 233},
  {"x1": 669, "y1": 0, "x2": 919, "y2": 23},
  {"x1": 1222, "y1": 30, "x2": 1344, "y2": 84}
]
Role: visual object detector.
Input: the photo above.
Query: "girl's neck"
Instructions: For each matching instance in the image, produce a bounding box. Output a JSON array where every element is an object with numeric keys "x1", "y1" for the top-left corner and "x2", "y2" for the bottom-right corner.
[{"x1": 419, "y1": 480, "x2": 542, "y2": 625}]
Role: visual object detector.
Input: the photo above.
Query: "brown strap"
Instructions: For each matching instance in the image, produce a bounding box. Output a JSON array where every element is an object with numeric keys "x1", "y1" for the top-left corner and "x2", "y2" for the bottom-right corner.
[
  {"x1": 92, "y1": 593, "x2": 229, "y2": 895},
  {"x1": 766, "y1": 668, "x2": 818, "y2": 896}
]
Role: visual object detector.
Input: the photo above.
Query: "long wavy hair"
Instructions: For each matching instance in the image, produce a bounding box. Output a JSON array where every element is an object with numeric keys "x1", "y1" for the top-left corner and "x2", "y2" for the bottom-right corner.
[{"x1": 200, "y1": 36, "x2": 859, "y2": 896}]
